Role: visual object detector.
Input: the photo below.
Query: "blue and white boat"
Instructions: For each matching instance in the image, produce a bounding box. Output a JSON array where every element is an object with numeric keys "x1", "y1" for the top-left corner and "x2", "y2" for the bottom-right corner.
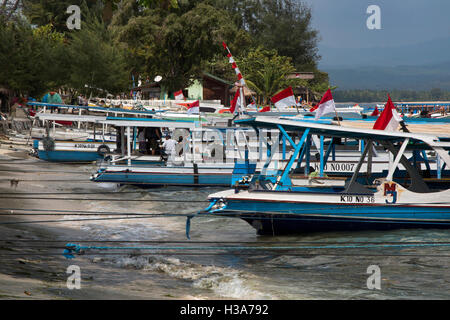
[
  {"x1": 90, "y1": 118, "x2": 260, "y2": 186},
  {"x1": 30, "y1": 113, "x2": 119, "y2": 162},
  {"x1": 198, "y1": 116, "x2": 450, "y2": 235}
]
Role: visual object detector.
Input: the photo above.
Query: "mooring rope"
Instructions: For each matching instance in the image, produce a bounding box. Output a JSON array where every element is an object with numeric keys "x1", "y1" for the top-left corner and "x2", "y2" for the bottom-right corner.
[{"x1": 62, "y1": 242, "x2": 450, "y2": 259}]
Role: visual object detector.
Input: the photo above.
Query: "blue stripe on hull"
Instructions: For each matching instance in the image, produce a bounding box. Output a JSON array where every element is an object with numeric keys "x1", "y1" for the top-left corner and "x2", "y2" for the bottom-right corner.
[
  {"x1": 239, "y1": 214, "x2": 450, "y2": 235},
  {"x1": 93, "y1": 172, "x2": 231, "y2": 186},
  {"x1": 216, "y1": 200, "x2": 450, "y2": 235},
  {"x1": 38, "y1": 150, "x2": 102, "y2": 162}
]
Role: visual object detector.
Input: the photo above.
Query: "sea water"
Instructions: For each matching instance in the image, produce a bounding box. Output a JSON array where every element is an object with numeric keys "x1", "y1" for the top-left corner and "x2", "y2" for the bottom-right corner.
[{"x1": 0, "y1": 154, "x2": 449, "y2": 299}]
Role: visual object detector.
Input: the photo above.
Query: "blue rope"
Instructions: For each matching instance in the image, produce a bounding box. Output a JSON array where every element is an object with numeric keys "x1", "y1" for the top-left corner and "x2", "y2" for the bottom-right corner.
[
  {"x1": 63, "y1": 242, "x2": 450, "y2": 259},
  {"x1": 185, "y1": 199, "x2": 219, "y2": 240}
]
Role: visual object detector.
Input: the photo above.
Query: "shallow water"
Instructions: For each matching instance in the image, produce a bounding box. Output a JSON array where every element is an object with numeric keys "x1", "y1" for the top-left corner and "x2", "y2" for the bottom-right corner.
[{"x1": 0, "y1": 155, "x2": 449, "y2": 300}]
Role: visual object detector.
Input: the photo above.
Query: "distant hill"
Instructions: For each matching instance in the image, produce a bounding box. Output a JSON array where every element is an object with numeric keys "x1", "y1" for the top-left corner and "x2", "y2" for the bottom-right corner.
[
  {"x1": 317, "y1": 36, "x2": 450, "y2": 90},
  {"x1": 318, "y1": 36, "x2": 450, "y2": 68},
  {"x1": 323, "y1": 60, "x2": 450, "y2": 90}
]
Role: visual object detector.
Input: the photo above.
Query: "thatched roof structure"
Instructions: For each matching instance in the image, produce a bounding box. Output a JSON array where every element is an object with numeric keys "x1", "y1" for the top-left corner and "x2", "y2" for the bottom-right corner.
[{"x1": 229, "y1": 85, "x2": 256, "y2": 96}]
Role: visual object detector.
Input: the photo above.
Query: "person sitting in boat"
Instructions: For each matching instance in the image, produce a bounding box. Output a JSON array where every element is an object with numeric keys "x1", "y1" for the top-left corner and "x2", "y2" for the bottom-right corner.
[
  {"x1": 161, "y1": 134, "x2": 177, "y2": 163},
  {"x1": 145, "y1": 127, "x2": 161, "y2": 155}
]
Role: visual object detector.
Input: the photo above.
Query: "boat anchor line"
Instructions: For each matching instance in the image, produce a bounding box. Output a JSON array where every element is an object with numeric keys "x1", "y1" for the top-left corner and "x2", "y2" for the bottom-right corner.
[
  {"x1": 185, "y1": 199, "x2": 218, "y2": 240},
  {"x1": 62, "y1": 242, "x2": 450, "y2": 260}
]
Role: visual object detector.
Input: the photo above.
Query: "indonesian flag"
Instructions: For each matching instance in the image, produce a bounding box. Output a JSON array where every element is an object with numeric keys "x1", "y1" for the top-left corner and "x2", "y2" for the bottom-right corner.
[
  {"x1": 174, "y1": 90, "x2": 184, "y2": 100},
  {"x1": 187, "y1": 100, "x2": 200, "y2": 114},
  {"x1": 315, "y1": 89, "x2": 336, "y2": 120},
  {"x1": 247, "y1": 101, "x2": 256, "y2": 110},
  {"x1": 310, "y1": 104, "x2": 318, "y2": 112},
  {"x1": 373, "y1": 95, "x2": 402, "y2": 131},
  {"x1": 371, "y1": 106, "x2": 380, "y2": 116},
  {"x1": 230, "y1": 89, "x2": 243, "y2": 114},
  {"x1": 259, "y1": 106, "x2": 271, "y2": 112},
  {"x1": 271, "y1": 87, "x2": 297, "y2": 111}
]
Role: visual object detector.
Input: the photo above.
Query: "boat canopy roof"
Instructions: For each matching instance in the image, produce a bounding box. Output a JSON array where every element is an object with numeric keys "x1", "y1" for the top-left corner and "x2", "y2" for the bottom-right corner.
[
  {"x1": 101, "y1": 117, "x2": 197, "y2": 129},
  {"x1": 27, "y1": 102, "x2": 160, "y2": 116},
  {"x1": 235, "y1": 116, "x2": 450, "y2": 150},
  {"x1": 36, "y1": 113, "x2": 107, "y2": 122}
]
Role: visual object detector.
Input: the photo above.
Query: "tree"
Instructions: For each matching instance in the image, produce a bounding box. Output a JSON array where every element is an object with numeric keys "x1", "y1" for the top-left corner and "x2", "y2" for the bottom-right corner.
[
  {"x1": 22, "y1": 0, "x2": 120, "y2": 31},
  {"x1": 114, "y1": 2, "x2": 237, "y2": 92},
  {"x1": 65, "y1": 13, "x2": 129, "y2": 96},
  {"x1": 214, "y1": 0, "x2": 320, "y2": 70},
  {"x1": 239, "y1": 47, "x2": 306, "y2": 104},
  {"x1": 0, "y1": 17, "x2": 66, "y2": 97}
]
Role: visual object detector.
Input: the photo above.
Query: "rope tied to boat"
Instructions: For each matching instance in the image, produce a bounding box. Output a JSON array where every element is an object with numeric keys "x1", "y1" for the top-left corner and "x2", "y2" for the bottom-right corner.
[
  {"x1": 185, "y1": 199, "x2": 219, "y2": 240},
  {"x1": 62, "y1": 242, "x2": 450, "y2": 260}
]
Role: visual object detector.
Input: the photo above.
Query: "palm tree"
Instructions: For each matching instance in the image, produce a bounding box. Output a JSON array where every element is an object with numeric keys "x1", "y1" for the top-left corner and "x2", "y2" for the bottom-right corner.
[{"x1": 246, "y1": 63, "x2": 289, "y2": 105}]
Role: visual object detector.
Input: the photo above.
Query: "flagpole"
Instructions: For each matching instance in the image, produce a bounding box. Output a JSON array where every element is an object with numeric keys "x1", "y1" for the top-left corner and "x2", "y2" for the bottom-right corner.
[
  {"x1": 223, "y1": 42, "x2": 258, "y2": 113},
  {"x1": 239, "y1": 86, "x2": 245, "y2": 117},
  {"x1": 334, "y1": 108, "x2": 341, "y2": 126}
]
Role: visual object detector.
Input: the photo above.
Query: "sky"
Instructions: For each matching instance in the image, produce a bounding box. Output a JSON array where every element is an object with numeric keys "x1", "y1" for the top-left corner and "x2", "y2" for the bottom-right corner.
[{"x1": 302, "y1": 0, "x2": 450, "y2": 49}]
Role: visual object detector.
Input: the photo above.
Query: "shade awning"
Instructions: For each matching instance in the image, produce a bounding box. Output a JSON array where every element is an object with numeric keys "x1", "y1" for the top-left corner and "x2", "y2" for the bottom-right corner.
[{"x1": 229, "y1": 86, "x2": 256, "y2": 96}]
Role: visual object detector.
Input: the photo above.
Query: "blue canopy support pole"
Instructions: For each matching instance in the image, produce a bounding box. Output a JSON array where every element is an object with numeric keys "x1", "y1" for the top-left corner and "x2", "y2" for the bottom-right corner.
[
  {"x1": 412, "y1": 150, "x2": 418, "y2": 168},
  {"x1": 332, "y1": 143, "x2": 336, "y2": 161},
  {"x1": 360, "y1": 139, "x2": 365, "y2": 155},
  {"x1": 437, "y1": 154, "x2": 442, "y2": 179},
  {"x1": 420, "y1": 150, "x2": 431, "y2": 172},
  {"x1": 296, "y1": 138, "x2": 308, "y2": 170},
  {"x1": 305, "y1": 135, "x2": 311, "y2": 177},
  {"x1": 323, "y1": 138, "x2": 335, "y2": 168},
  {"x1": 274, "y1": 128, "x2": 310, "y2": 190},
  {"x1": 320, "y1": 135, "x2": 324, "y2": 178},
  {"x1": 276, "y1": 125, "x2": 296, "y2": 147}
]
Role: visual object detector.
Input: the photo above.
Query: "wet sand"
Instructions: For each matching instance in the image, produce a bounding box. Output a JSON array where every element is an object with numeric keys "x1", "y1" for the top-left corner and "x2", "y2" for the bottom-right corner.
[
  {"x1": 1, "y1": 136, "x2": 449, "y2": 300},
  {"x1": 0, "y1": 146, "x2": 226, "y2": 300}
]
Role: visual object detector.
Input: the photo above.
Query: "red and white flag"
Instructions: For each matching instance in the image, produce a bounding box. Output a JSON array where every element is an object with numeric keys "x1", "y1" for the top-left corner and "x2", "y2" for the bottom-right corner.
[
  {"x1": 230, "y1": 89, "x2": 243, "y2": 114},
  {"x1": 271, "y1": 87, "x2": 297, "y2": 111},
  {"x1": 371, "y1": 106, "x2": 380, "y2": 116},
  {"x1": 314, "y1": 89, "x2": 336, "y2": 120},
  {"x1": 187, "y1": 100, "x2": 200, "y2": 114},
  {"x1": 259, "y1": 106, "x2": 271, "y2": 112},
  {"x1": 373, "y1": 95, "x2": 401, "y2": 131},
  {"x1": 223, "y1": 42, "x2": 246, "y2": 86},
  {"x1": 246, "y1": 101, "x2": 256, "y2": 110},
  {"x1": 174, "y1": 90, "x2": 184, "y2": 101}
]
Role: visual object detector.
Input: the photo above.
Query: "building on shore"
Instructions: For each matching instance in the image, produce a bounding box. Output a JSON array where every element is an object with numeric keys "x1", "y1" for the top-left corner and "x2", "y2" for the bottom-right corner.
[{"x1": 131, "y1": 72, "x2": 233, "y2": 106}]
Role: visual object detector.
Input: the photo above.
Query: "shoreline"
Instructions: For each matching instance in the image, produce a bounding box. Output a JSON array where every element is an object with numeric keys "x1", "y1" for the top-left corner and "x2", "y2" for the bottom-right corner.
[{"x1": 0, "y1": 148, "x2": 225, "y2": 300}]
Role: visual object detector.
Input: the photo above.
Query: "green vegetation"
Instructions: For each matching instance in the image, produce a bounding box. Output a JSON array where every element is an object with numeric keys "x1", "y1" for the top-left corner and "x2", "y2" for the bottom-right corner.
[
  {"x1": 239, "y1": 47, "x2": 306, "y2": 104},
  {"x1": 1, "y1": 0, "x2": 330, "y2": 101}
]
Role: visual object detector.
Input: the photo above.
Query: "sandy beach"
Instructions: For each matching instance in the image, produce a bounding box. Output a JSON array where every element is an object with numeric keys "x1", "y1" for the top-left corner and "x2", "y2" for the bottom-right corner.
[
  {"x1": 0, "y1": 145, "x2": 227, "y2": 300},
  {"x1": 1, "y1": 129, "x2": 449, "y2": 301}
]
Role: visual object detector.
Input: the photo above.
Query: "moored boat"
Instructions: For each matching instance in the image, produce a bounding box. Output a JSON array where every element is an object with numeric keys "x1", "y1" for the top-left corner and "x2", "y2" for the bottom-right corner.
[{"x1": 198, "y1": 116, "x2": 450, "y2": 235}]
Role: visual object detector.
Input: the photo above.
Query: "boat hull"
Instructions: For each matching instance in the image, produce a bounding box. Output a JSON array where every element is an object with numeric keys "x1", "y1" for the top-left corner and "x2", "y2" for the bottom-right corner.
[
  {"x1": 92, "y1": 166, "x2": 233, "y2": 187},
  {"x1": 37, "y1": 150, "x2": 104, "y2": 162},
  {"x1": 209, "y1": 194, "x2": 450, "y2": 235},
  {"x1": 238, "y1": 211, "x2": 450, "y2": 235}
]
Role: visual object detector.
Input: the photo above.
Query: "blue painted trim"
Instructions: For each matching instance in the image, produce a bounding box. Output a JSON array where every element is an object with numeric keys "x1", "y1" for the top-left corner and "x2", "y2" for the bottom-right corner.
[
  {"x1": 37, "y1": 150, "x2": 102, "y2": 162},
  {"x1": 276, "y1": 128, "x2": 310, "y2": 189}
]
